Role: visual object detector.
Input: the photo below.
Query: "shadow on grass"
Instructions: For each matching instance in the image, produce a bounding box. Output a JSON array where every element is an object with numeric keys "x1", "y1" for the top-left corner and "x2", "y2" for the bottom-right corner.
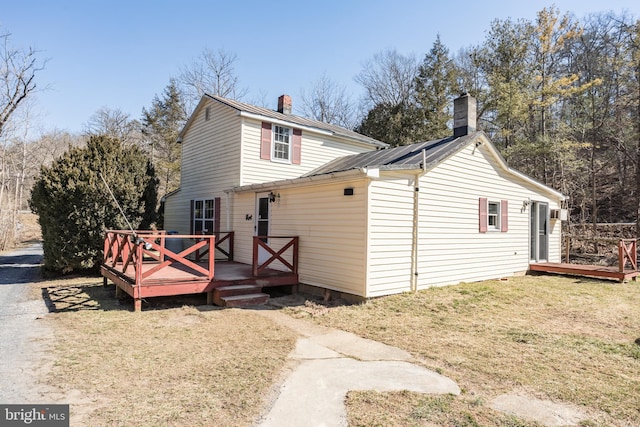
[{"x1": 42, "y1": 280, "x2": 123, "y2": 313}]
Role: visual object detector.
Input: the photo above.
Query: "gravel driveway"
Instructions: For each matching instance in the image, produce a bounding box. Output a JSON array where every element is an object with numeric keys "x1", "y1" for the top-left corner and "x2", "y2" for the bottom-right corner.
[{"x1": 0, "y1": 243, "x2": 53, "y2": 403}]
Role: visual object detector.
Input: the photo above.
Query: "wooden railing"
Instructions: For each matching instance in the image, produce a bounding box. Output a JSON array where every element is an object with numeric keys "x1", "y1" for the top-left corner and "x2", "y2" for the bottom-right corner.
[
  {"x1": 252, "y1": 236, "x2": 299, "y2": 277},
  {"x1": 618, "y1": 239, "x2": 637, "y2": 272},
  {"x1": 103, "y1": 230, "x2": 216, "y2": 283},
  {"x1": 195, "y1": 231, "x2": 234, "y2": 261},
  {"x1": 563, "y1": 236, "x2": 637, "y2": 272}
]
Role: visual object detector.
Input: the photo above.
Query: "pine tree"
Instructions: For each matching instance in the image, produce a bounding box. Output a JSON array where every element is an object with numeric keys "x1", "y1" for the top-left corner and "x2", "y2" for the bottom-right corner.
[
  {"x1": 414, "y1": 35, "x2": 458, "y2": 139},
  {"x1": 142, "y1": 79, "x2": 187, "y2": 204}
]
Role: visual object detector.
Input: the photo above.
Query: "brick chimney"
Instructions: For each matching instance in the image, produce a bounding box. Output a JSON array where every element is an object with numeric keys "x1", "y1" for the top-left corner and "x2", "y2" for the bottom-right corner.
[
  {"x1": 453, "y1": 93, "x2": 477, "y2": 137},
  {"x1": 277, "y1": 94, "x2": 292, "y2": 114}
]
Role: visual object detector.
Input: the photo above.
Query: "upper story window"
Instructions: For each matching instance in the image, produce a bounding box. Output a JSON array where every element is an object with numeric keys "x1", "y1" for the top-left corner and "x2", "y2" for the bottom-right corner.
[
  {"x1": 273, "y1": 125, "x2": 291, "y2": 162},
  {"x1": 260, "y1": 122, "x2": 302, "y2": 165}
]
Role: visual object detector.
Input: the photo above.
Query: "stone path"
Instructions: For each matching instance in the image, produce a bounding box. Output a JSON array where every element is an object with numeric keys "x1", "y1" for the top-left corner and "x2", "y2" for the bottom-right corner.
[{"x1": 254, "y1": 310, "x2": 460, "y2": 426}]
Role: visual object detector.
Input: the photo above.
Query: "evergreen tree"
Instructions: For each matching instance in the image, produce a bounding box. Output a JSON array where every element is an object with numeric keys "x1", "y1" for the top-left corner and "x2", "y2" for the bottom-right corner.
[
  {"x1": 29, "y1": 135, "x2": 158, "y2": 273},
  {"x1": 142, "y1": 79, "x2": 187, "y2": 207},
  {"x1": 356, "y1": 102, "x2": 422, "y2": 146},
  {"x1": 414, "y1": 35, "x2": 458, "y2": 139},
  {"x1": 479, "y1": 18, "x2": 533, "y2": 151}
]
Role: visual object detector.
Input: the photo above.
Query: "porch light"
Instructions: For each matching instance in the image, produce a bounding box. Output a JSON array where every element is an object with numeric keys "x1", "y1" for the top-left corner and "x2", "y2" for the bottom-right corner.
[{"x1": 268, "y1": 191, "x2": 280, "y2": 203}]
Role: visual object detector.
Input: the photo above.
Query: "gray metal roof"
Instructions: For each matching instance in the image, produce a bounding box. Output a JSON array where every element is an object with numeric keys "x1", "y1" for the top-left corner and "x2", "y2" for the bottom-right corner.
[
  {"x1": 209, "y1": 95, "x2": 388, "y2": 148},
  {"x1": 303, "y1": 132, "x2": 479, "y2": 177}
]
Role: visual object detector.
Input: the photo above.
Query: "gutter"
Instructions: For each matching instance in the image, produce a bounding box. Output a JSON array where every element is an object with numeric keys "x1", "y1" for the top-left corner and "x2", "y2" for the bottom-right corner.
[
  {"x1": 410, "y1": 149, "x2": 428, "y2": 293},
  {"x1": 228, "y1": 167, "x2": 376, "y2": 193}
]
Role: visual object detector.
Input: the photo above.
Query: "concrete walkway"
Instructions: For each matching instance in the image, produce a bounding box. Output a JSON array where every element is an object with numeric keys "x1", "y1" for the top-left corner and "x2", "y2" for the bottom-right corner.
[{"x1": 254, "y1": 310, "x2": 460, "y2": 427}]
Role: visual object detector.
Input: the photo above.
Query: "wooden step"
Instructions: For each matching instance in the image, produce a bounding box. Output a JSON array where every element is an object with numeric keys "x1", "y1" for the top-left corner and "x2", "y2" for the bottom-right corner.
[
  {"x1": 213, "y1": 285, "x2": 263, "y2": 306},
  {"x1": 220, "y1": 293, "x2": 270, "y2": 308},
  {"x1": 215, "y1": 284, "x2": 262, "y2": 297}
]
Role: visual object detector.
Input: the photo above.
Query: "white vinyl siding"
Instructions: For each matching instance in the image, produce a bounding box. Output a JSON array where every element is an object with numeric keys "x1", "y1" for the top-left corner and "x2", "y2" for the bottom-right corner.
[
  {"x1": 416, "y1": 142, "x2": 560, "y2": 288},
  {"x1": 365, "y1": 141, "x2": 562, "y2": 296},
  {"x1": 367, "y1": 177, "x2": 415, "y2": 297},
  {"x1": 164, "y1": 96, "x2": 381, "y2": 256},
  {"x1": 164, "y1": 100, "x2": 241, "y2": 234},
  {"x1": 240, "y1": 118, "x2": 375, "y2": 185},
  {"x1": 232, "y1": 179, "x2": 369, "y2": 296}
]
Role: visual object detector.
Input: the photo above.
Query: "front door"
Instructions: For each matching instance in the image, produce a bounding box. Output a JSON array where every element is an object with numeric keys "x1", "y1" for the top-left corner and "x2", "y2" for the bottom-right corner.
[
  {"x1": 255, "y1": 192, "x2": 271, "y2": 263},
  {"x1": 530, "y1": 201, "x2": 549, "y2": 262}
]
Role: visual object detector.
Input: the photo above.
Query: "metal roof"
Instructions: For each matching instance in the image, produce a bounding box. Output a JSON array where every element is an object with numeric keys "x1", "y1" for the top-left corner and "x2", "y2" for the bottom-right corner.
[
  {"x1": 303, "y1": 133, "x2": 478, "y2": 177},
  {"x1": 208, "y1": 95, "x2": 388, "y2": 149}
]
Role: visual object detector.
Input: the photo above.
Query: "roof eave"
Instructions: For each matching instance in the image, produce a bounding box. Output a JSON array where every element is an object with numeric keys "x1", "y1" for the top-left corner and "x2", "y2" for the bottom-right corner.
[
  {"x1": 230, "y1": 168, "x2": 371, "y2": 193},
  {"x1": 238, "y1": 111, "x2": 333, "y2": 136}
]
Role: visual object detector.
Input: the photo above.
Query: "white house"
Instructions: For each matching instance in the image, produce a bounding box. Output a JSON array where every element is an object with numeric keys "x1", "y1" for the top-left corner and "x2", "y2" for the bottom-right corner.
[{"x1": 164, "y1": 93, "x2": 566, "y2": 301}]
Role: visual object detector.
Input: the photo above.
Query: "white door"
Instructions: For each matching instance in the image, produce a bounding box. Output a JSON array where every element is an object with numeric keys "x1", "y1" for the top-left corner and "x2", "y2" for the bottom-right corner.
[{"x1": 255, "y1": 192, "x2": 271, "y2": 264}]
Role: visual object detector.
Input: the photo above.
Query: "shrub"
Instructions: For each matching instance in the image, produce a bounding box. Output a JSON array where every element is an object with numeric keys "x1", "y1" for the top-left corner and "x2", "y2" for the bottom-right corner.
[{"x1": 29, "y1": 135, "x2": 158, "y2": 273}]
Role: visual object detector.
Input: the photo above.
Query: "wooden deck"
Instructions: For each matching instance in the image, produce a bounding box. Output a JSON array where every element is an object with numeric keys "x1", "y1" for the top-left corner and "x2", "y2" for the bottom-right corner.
[
  {"x1": 530, "y1": 238, "x2": 639, "y2": 282},
  {"x1": 101, "y1": 230, "x2": 299, "y2": 311},
  {"x1": 529, "y1": 262, "x2": 639, "y2": 282}
]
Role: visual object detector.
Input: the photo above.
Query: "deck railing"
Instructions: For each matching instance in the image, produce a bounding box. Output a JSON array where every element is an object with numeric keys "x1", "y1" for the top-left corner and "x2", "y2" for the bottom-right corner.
[
  {"x1": 563, "y1": 236, "x2": 637, "y2": 272},
  {"x1": 103, "y1": 230, "x2": 216, "y2": 283},
  {"x1": 195, "y1": 231, "x2": 234, "y2": 262},
  {"x1": 252, "y1": 236, "x2": 299, "y2": 277},
  {"x1": 618, "y1": 239, "x2": 637, "y2": 272}
]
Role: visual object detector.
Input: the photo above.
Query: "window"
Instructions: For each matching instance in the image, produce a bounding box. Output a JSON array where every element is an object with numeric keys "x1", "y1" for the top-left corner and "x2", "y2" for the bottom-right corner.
[
  {"x1": 260, "y1": 122, "x2": 302, "y2": 164},
  {"x1": 488, "y1": 201, "x2": 500, "y2": 230},
  {"x1": 273, "y1": 125, "x2": 291, "y2": 161},
  {"x1": 479, "y1": 198, "x2": 508, "y2": 233},
  {"x1": 192, "y1": 199, "x2": 215, "y2": 235}
]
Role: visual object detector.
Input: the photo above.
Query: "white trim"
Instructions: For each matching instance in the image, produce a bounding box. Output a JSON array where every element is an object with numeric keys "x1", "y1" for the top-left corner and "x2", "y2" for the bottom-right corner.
[
  {"x1": 271, "y1": 124, "x2": 292, "y2": 163},
  {"x1": 229, "y1": 168, "x2": 369, "y2": 193},
  {"x1": 487, "y1": 200, "x2": 500, "y2": 231},
  {"x1": 476, "y1": 134, "x2": 566, "y2": 201}
]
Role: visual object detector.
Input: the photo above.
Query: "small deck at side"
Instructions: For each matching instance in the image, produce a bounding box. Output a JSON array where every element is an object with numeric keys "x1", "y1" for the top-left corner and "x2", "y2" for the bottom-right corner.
[
  {"x1": 529, "y1": 262, "x2": 639, "y2": 282},
  {"x1": 100, "y1": 230, "x2": 299, "y2": 311}
]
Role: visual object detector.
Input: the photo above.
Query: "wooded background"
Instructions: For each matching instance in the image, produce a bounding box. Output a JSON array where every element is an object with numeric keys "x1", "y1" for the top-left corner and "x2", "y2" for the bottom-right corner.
[{"x1": 1, "y1": 7, "x2": 640, "y2": 250}]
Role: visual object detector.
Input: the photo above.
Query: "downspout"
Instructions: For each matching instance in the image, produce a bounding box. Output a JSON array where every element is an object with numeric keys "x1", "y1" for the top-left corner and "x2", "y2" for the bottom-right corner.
[{"x1": 410, "y1": 150, "x2": 428, "y2": 293}]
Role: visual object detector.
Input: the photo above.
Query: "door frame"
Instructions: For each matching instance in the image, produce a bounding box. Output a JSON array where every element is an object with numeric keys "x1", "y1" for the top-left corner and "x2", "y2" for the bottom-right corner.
[
  {"x1": 255, "y1": 192, "x2": 271, "y2": 263},
  {"x1": 530, "y1": 201, "x2": 549, "y2": 263}
]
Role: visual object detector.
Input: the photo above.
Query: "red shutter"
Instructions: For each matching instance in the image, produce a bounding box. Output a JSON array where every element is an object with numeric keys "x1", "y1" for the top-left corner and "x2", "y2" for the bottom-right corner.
[
  {"x1": 292, "y1": 128, "x2": 302, "y2": 164},
  {"x1": 189, "y1": 200, "x2": 195, "y2": 235},
  {"x1": 214, "y1": 197, "x2": 221, "y2": 235},
  {"x1": 501, "y1": 200, "x2": 508, "y2": 232},
  {"x1": 479, "y1": 198, "x2": 487, "y2": 233},
  {"x1": 260, "y1": 122, "x2": 272, "y2": 160}
]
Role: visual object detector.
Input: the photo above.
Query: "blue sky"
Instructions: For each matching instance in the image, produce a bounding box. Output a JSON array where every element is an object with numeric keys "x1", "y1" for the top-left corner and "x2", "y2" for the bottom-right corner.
[{"x1": 2, "y1": 0, "x2": 640, "y2": 136}]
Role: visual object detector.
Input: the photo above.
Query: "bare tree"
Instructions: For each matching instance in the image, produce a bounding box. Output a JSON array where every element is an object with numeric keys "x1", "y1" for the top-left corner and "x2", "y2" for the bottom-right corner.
[
  {"x1": 84, "y1": 106, "x2": 143, "y2": 148},
  {"x1": 355, "y1": 49, "x2": 419, "y2": 109},
  {"x1": 28, "y1": 128, "x2": 84, "y2": 169},
  {"x1": 0, "y1": 31, "x2": 45, "y2": 138},
  {"x1": 179, "y1": 48, "x2": 247, "y2": 109},
  {"x1": 299, "y1": 73, "x2": 357, "y2": 128}
]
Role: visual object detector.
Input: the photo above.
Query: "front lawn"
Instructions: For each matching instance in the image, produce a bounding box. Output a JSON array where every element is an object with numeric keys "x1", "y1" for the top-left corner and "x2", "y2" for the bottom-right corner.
[{"x1": 293, "y1": 275, "x2": 640, "y2": 426}]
